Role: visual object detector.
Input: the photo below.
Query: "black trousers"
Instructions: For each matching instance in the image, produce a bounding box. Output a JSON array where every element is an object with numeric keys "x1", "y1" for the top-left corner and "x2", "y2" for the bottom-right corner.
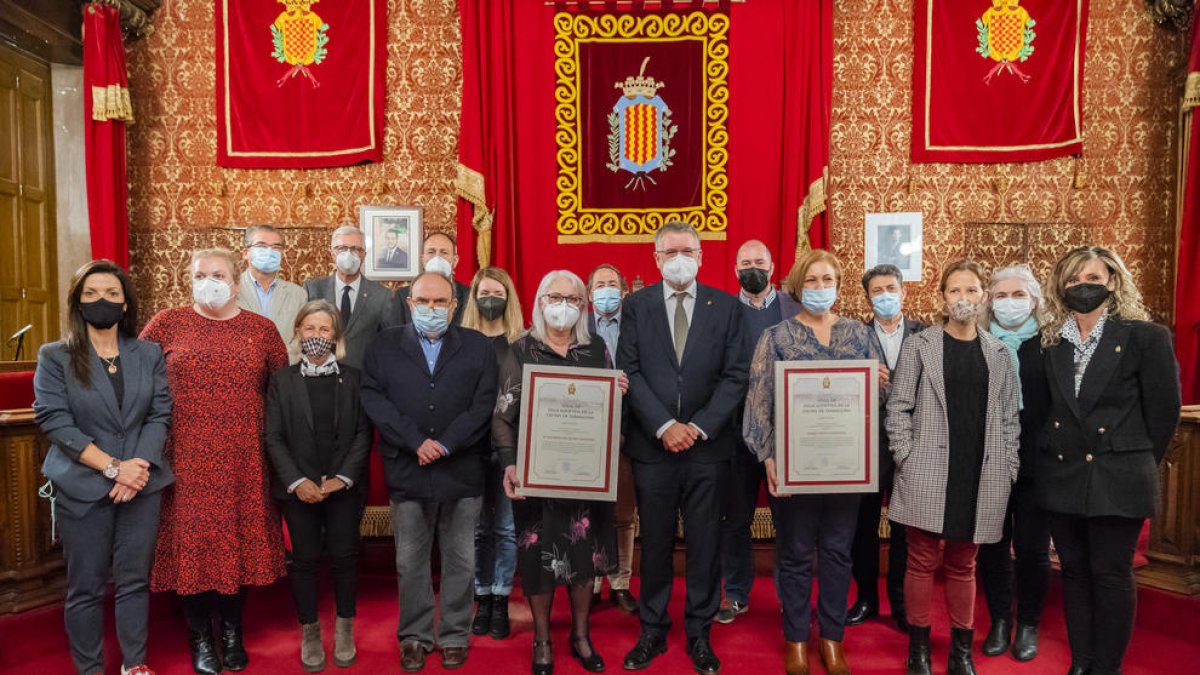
[
  {"x1": 281, "y1": 489, "x2": 365, "y2": 624},
  {"x1": 849, "y1": 487, "x2": 907, "y2": 616},
  {"x1": 978, "y1": 482, "x2": 1050, "y2": 627},
  {"x1": 774, "y1": 492, "x2": 860, "y2": 643},
  {"x1": 634, "y1": 458, "x2": 726, "y2": 640},
  {"x1": 719, "y1": 446, "x2": 765, "y2": 605},
  {"x1": 1047, "y1": 512, "x2": 1143, "y2": 675}
]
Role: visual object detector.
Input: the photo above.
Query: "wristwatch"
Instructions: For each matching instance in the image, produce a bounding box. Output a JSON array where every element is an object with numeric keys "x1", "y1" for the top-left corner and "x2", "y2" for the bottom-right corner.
[{"x1": 102, "y1": 457, "x2": 121, "y2": 480}]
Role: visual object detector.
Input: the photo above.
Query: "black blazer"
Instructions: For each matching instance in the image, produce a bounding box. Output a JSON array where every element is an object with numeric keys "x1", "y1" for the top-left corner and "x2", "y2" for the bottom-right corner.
[
  {"x1": 391, "y1": 279, "x2": 470, "y2": 327},
  {"x1": 34, "y1": 337, "x2": 174, "y2": 517},
  {"x1": 304, "y1": 275, "x2": 395, "y2": 368},
  {"x1": 616, "y1": 282, "x2": 748, "y2": 464},
  {"x1": 868, "y1": 316, "x2": 929, "y2": 486},
  {"x1": 1026, "y1": 317, "x2": 1181, "y2": 519},
  {"x1": 264, "y1": 364, "x2": 373, "y2": 501},
  {"x1": 360, "y1": 324, "x2": 498, "y2": 501}
]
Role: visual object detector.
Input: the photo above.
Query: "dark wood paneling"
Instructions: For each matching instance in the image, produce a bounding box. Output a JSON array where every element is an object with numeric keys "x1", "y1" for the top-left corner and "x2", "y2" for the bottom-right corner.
[{"x1": 1137, "y1": 408, "x2": 1200, "y2": 595}]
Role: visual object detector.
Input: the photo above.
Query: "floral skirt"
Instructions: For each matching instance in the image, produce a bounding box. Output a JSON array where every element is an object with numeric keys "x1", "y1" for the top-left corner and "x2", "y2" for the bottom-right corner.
[{"x1": 513, "y1": 497, "x2": 617, "y2": 596}]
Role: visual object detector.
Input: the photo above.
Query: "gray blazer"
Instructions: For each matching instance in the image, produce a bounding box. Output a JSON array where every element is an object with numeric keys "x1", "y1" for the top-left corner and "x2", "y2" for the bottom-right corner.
[
  {"x1": 304, "y1": 274, "x2": 394, "y2": 368},
  {"x1": 885, "y1": 325, "x2": 1019, "y2": 544},
  {"x1": 34, "y1": 337, "x2": 174, "y2": 518}
]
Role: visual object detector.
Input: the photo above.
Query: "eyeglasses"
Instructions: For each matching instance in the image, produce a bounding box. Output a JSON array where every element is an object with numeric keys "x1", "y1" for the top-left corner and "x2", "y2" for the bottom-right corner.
[
  {"x1": 656, "y1": 248, "x2": 700, "y2": 258},
  {"x1": 412, "y1": 299, "x2": 453, "y2": 310},
  {"x1": 333, "y1": 245, "x2": 366, "y2": 254},
  {"x1": 249, "y1": 243, "x2": 285, "y2": 251},
  {"x1": 543, "y1": 293, "x2": 585, "y2": 307}
]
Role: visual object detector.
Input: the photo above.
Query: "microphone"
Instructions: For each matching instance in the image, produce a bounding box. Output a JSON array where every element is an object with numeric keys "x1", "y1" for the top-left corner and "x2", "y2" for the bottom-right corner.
[{"x1": 8, "y1": 324, "x2": 32, "y2": 361}]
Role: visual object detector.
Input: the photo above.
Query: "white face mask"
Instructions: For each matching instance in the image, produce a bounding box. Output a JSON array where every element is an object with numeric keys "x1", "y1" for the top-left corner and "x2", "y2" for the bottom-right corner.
[
  {"x1": 424, "y1": 256, "x2": 454, "y2": 277},
  {"x1": 543, "y1": 301, "x2": 581, "y2": 330},
  {"x1": 193, "y1": 277, "x2": 232, "y2": 310},
  {"x1": 947, "y1": 299, "x2": 985, "y2": 322},
  {"x1": 335, "y1": 250, "x2": 362, "y2": 276},
  {"x1": 662, "y1": 255, "x2": 699, "y2": 287}
]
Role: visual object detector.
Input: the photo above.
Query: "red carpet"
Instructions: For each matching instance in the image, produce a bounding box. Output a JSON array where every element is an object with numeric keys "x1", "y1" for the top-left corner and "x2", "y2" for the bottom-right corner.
[{"x1": 2, "y1": 572, "x2": 1197, "y2": 674}]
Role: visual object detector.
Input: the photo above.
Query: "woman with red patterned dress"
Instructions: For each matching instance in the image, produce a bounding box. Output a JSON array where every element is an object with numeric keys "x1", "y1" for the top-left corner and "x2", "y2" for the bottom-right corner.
[{"x1": 140, "y1": 248, "x2": 288, "y2": 675}]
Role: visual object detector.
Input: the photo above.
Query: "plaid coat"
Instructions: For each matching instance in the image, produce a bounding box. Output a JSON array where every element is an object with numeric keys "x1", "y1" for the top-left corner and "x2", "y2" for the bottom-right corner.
[{"x1": 885, "y1": 325, "x2": 1020, "y2": 544}]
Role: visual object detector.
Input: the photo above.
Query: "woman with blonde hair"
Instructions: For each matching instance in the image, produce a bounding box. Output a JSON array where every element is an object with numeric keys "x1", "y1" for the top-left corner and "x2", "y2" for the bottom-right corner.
[
  {"x1": 265, "y1": 300, "x2": 372, "y2": 671},
  {"x1": 887, "y1": 259, "x2": 1019, "y2": 675},
  {"x1": 460, "y1": 267, "x2": 525, "y2": 639},
  {"x1": 1029, "y1": 246, "x2": 1179, "y2": 675}
]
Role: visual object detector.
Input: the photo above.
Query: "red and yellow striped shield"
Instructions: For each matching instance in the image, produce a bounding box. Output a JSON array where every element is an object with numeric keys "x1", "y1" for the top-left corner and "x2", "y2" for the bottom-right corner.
[{"x1": 623, "y1": 103, "x2": 659, "y2": 166}]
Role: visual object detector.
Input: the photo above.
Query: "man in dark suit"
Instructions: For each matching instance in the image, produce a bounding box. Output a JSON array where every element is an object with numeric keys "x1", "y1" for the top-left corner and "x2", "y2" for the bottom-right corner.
[
  {"x1": 617, "y1": 222, "x2": 748, "y2": 675},
  {"x1": 377, "y1": 229, "x2": 410, "y2": 269},
  {"x1": 392, "y1": 232, "x2": 470, "y2": 326},
  {"x1": 847, "y1": 263, "x2": 928, "y2": 631},
  {"x1": 304, "y1": 225, "x2": 394, "y2": 368},
  {"x1": 360, "y1": 272, "x2": 499, "y2": 673},
  {"x1": 715, "y1": 240, "x2": 801, "y2": 625}
]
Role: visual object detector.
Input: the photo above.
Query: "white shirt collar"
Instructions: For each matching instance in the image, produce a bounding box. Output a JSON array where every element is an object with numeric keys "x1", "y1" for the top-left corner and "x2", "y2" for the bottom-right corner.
[{"x1": 662, "y1": 280, "x2": 697, "y2": 302}]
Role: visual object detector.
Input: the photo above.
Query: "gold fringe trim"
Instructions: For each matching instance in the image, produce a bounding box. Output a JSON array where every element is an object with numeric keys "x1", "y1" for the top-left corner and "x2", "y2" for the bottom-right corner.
[
  {"x1": 91, "y1": 84, "x2": 134, "y2": 123},
  {"x1": 359, "y1": 505, "x2": 393, "y2": 538},
  {"x1": 454, "y1": 162, "x2": 494, "y2": 268},
  {"x1": 796, "y1": 167, "x2": 828, "y2": 254},
  {"x1": 1185, "y1": 72, "x2": 1200, "y2": 111},
  {"x1": 556, "y1": 231, "x2": 727, "y2": 245}
]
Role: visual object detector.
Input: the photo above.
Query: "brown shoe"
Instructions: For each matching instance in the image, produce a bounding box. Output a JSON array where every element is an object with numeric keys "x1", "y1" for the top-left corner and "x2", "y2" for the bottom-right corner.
[
  {"x1": 611, "y1": 589, "x2": 639, "y2": 614},
  {"x1": 441, "y1": 646, "x2": 469, "y2": 670},
  {"x1": 784, "y1": 641, "x2": 808, "y2": 675},
  {"x1": 819, "y1": 638, "x2": 850, "y2": 675},
  {"x1": 400, "y1": 643, "x2": 427, "y2": 673}
]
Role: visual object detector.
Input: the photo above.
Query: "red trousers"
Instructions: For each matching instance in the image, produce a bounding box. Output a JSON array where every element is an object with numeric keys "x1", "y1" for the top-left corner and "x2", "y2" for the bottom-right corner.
[{"x1": 905, "y1": 526, "x2": 979, "y2": 629}]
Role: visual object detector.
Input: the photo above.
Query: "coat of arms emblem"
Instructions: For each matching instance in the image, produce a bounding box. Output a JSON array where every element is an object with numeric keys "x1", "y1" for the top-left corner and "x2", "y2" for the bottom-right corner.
[
  {"x1": 976, "y1": 0, "x2": 1036, "y2": 84},
  {"x1": 607, "y1": 58, "x2": 678, "y2": 191},
  {"x1": 271, "y1": 0, "x2": 330, "y2": 87}
]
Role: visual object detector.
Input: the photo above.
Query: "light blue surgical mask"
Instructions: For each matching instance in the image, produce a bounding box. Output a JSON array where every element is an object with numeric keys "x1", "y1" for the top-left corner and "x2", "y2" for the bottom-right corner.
[
  {"x1": 801, "y1": 287, "x2": 837, "y2": 315},
  {"x1": 592, "y1": 287, "x2": 622, "y2": 315},
  {"x1": 249, "y1": 246, "x2": 281, "y2": 274},
  {"x1": 991, "y1": 297, "x2": 1033, "y2": 328},
  {"x1": 411, "y1": 305, "x2": 450, "y2": 337},
  {"x1": 871, "y1": 292, "x2": 901, "y2": 319}
]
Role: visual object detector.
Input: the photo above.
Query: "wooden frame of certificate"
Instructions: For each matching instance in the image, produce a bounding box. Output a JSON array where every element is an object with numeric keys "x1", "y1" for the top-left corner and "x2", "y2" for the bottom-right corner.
[
  {"x1": 515, "y1": 364, "x2": 623, "y2": 501},
  {"x1": 774, "y1": 359, "x2": 879, "y2": 495}
]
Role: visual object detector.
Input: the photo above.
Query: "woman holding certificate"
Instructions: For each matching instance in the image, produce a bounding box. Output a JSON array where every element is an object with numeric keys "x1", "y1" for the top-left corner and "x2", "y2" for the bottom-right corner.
[
  {"x1": 496, "y1": 270, "x2": 627, "y2": 675},
  {"x1": 886, "y1": 260, "x2": 1020, "y2": 675},
  {"x1": 743, "y1": 250, "x2": 884, "y2": 675}
]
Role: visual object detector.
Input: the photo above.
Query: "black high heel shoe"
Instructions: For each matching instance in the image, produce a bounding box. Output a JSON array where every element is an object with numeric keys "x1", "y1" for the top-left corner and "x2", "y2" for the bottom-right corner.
[
  {"x1": 570, "y1": 635, "x2": 605, "y2": 673},
  {"x1": 533, "y1": 639, "x2": 554, "y2": 675}
]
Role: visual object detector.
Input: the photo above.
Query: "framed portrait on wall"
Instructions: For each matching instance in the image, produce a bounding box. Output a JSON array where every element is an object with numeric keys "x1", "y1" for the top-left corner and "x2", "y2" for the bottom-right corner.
[
  {"x1": 864, "y1": 212, "x2": 923, "y2": 282},
  {"x1": 360, "y1": 205, "x2": 422, "y2": 280}
]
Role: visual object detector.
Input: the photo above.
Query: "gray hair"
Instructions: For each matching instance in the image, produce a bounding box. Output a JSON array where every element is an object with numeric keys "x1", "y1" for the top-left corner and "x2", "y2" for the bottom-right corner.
[
  {"x1": 988, "y1": 264, "x2": 1045, "y2": 326},
  {"x1": 654, "y1": 221, "x2": 701, "y2": 250},
  {"x1": 243, "y1": 224, "x2": 282, "y2": 248},
  {"x1": 330, "y1": 225, "x2": 364, "y2": 244},
  {"x1": 861, "y1": 264, "x2": 903, "y2": 293},
  {"x1": 529, "y1": 270, "x2": 592, "y2": 346}
]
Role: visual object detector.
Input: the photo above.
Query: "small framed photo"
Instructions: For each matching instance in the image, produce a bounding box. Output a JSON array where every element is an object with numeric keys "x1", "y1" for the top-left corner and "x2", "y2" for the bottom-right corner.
[
  {"x1": 864, "y1": 212, "x2": 923, "y2": 282},
  {"x1": 360, "y1": 205, "x2": 422, "y2": 280}
]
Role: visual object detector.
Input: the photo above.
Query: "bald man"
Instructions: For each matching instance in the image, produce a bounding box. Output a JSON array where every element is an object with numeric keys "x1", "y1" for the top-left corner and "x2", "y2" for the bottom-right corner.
[{"x1": 716, "y1": 240, "x2": 801, "y2": 625}]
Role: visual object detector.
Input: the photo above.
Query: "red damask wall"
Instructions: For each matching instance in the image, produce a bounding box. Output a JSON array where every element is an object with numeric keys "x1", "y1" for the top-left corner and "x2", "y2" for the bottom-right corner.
[{"x1": 125, "y1": 0, "x2": 1186, "y2": 323}]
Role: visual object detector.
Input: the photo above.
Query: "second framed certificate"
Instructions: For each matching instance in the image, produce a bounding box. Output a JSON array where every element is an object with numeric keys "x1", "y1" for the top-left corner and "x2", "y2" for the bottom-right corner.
[
  {"x1": 515, "y1": 364, "x2": 623, "y2": 501},
  {"x1": 774, "y1": 359, "x2": 879, "y2": 495}
]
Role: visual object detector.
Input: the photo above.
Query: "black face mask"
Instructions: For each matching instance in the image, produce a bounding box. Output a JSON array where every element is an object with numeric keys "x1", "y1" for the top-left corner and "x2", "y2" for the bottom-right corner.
[
  {"x1": 1063, "y1": 283, "x2": 1111, "y2": 314},
  {"x1": 79, "y1": 298, "x2": 125, "y2": 329},
  {"x1": 737, "y1": 267, "x2": 771, "y2": 295},
  {"x1": 476, "y1": 296, "x2": 508, "y2": 321}
]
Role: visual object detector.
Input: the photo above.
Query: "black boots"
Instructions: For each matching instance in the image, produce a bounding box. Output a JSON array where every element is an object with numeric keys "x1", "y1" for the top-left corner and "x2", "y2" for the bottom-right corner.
[
  {"x1": 472, "y1": 594, "x2": 493, "y2": 636},
  {"x1": 490, "y1": 594, "x2": 511, "y2": 639},
  {"x1": 982, "y1": 618, "x2": 1012, "y2": 656},
  {"x1": 1012, "y1": 623, "x2": 1039, "y2": 661},
  {"x1": 905, "y1": 625, "x2": 932, "y2": 675},
  {"x1": 947, "y1": 627, "x2": 978, "y2": 675},
  {"x1": 189, "y1": 623, "x2": 221, "y2": 675},
  {"x1": 221, "y1": 619, "x2": 249, "y2": 671}
]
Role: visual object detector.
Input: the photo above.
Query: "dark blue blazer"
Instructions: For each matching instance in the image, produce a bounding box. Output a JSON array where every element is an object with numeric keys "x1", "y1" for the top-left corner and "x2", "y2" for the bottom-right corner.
[
  {"x1": 616, "y1": 282, "x2": 748, "y2": 464},
  {"x1": 360, "y1": 324, "x2": 498, "y2": 501},
  {"x1": 34, "y1": 336, "x2": 174, "y2": 517}
]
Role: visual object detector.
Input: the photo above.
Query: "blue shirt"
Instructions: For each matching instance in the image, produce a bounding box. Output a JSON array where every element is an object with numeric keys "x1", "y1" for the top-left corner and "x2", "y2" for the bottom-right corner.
[
  {"x1": 252, "y1": 276, "x2": 277, "y2": 317},
  {"x1": 415, "y1": 328, "x2": 449, "y2": 455},
  {"x1": 593, "y1": 311, "x2": 622, "y2": 362}
]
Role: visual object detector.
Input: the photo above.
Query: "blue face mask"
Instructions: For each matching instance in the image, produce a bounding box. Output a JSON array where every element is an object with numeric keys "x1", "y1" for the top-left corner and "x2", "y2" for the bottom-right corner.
[
  {"x1": 991, "y1": 297, "x2": 1033, "y2": 328},
  {"x1": 411, "y1": 305, "x2": 450, "y2": 337},
  {"x1": 592, "y1": 287, "x2": 622, "y2": 314},
  {"x1": 871, "y1": 292, "x2": 901, "y2": 319},
  {"x1": 801, "y1": 287, "x2": 837, "y2": 315},
  {"x1": 249, "y1": 246, "x2": 281, "y2": 274}
]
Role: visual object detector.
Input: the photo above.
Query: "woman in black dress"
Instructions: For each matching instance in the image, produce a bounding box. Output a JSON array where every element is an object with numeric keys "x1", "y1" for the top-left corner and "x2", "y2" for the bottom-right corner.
[{"x1": 495, "y1": 270, "x2": 628, "y2": 675}]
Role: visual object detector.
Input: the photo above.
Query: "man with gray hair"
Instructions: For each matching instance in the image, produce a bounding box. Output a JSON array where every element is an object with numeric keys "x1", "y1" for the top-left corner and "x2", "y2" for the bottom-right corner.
[
  {"x1": 237, "y1": 225, "x2": 307, "y2": 363},
  {"x1": 305, "y1": 225, "x2": 394, "y2": 368},
  {"x1": 617, "y1": 221, "x2": 748, "y2": 675}
]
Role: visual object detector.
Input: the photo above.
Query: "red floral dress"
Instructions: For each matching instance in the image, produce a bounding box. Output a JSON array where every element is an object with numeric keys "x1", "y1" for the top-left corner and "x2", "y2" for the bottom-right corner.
[{"x1": 141, "y1": 307, "x2": 289, "y2": 595}]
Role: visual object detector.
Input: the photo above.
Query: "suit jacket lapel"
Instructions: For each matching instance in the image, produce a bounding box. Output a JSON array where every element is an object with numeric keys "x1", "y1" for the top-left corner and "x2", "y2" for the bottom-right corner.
[
  {"x1": 239, "y1": 272, "x2": 263, "y2": 313},
  {"x1": 980, "y1": 333, "x2": 1008, "y2": 412},
  {"x1": 1048, "y1": 339, "x2": 1082, "y2": 420},
  {"x1": 647, "y1": 284, "x2": 677, "y2": 369},
  {"x1": 289, "y1": 368, "x2": 314, "y2": 431},
  {"x1": 918, "y1": 330, "x2": 947, "y2": 412},
  {"x1": 118, "y1": 337, "x2": 141, "y2": 425},
  {"x1": 89, "y1": 345, "x2": 123, "y2": 423},
  {"x1": 345, "y1": 283, "x2": 372, "y2": 334},
  {"x1": 680, "y1": 285, "x2": 713, "y2": 367},
  {"x1": 1076, "y1": 319, "x2": 1128, "y2": 415},
  {"x1": 431, "y1": 328, "x2": 462, "y2": 379},
  {"x1": 400, "y1": 326, "x2": 432, "y2": 375}
]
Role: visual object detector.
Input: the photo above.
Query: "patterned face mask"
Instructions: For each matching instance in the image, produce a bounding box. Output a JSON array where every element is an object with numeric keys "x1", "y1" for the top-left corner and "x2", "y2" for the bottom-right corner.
[{"x1": 300, "y1": 336, "x2": 335, "y2": 360}]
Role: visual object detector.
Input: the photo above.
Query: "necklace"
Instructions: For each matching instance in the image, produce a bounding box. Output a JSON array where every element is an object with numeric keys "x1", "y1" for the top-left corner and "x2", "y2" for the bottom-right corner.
[{"x1": 100, "y1": 354, "x2": 119, "y2": 375}]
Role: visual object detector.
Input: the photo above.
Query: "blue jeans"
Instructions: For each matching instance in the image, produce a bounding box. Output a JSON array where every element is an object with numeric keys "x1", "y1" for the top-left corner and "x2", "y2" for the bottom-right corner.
[{"x1": 474, "y1": 458, "x2": 516, "y2": 596}]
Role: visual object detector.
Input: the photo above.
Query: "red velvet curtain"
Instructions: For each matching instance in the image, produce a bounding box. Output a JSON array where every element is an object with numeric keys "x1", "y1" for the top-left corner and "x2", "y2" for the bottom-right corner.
[
  {"x1": 1175, "y1": 17, "x2": 1200, "y2": 405},
  {"x1": 83, "y1": 2, "x2": 133, "y2": 267},
  {"x1": 456, "y1": 0, "x2": 831, "y2": 304}
]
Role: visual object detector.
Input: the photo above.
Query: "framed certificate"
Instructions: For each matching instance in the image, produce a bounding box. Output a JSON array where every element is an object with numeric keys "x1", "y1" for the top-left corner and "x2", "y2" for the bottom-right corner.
[
  {"x1": 515, "y1": 364, "x2": 623, "y2": 501},
  {"x1": 774, "y1": 359, "x2": 879, "y2": 495}
]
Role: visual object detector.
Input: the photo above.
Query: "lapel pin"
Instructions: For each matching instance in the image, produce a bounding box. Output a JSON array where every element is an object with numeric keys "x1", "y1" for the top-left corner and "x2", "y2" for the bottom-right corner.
[
  {"x1": 1115, "y1": 345, "x2": 1121, "y2": 353},
  {"x1": 706, "y1": 300, "x2": 712, "y2": 305}
]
